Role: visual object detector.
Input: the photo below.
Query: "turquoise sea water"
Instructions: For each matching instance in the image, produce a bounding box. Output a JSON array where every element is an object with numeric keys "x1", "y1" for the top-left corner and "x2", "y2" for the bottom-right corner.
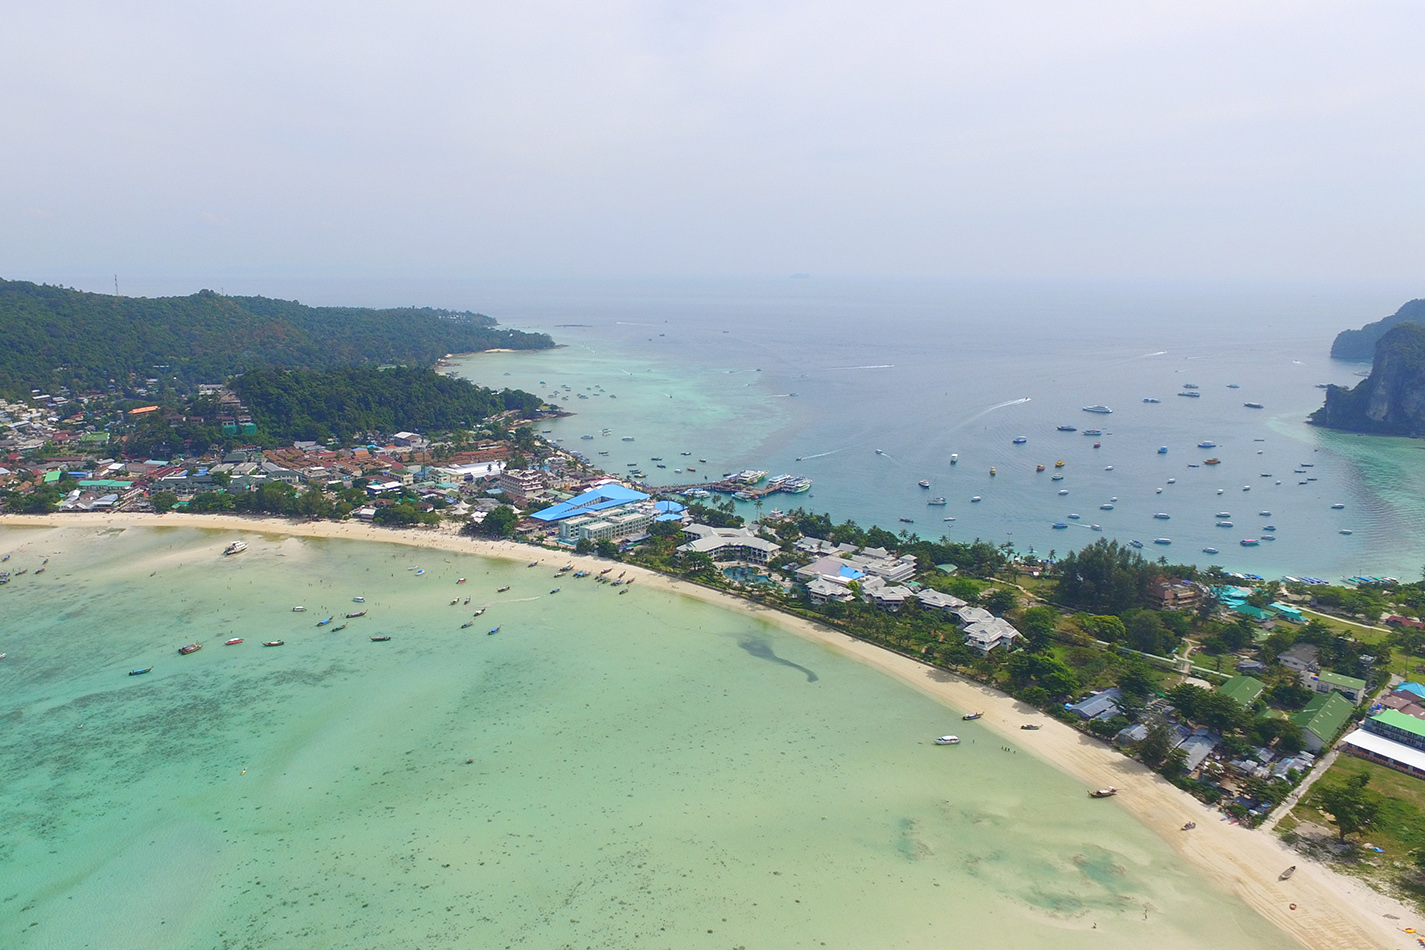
[
  {"x1": 442, "y1": 277, "x2": 1422, "y2": 581},
  {"x1": 0, "y1": 524, "x2": 1293, "y2": 949}
]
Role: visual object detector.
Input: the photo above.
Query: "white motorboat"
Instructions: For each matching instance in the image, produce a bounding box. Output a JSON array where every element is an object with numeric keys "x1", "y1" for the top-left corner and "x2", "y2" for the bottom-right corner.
[
  {"x1": 934, "y1": 735, "x2": 961, "y2": 745},
  {"x1": 223, "y1": 540, "x2": 247, "y2": 556}
]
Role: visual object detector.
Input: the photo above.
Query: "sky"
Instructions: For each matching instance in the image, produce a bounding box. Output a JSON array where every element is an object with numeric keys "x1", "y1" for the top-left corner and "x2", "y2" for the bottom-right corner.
[{"x1": 3, "y1": 1, "x2": 1423, "y2": 284}]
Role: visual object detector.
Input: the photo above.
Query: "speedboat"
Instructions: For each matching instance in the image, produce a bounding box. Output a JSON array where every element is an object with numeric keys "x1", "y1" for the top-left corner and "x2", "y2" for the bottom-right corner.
[
  {"x1": 1055, "y1": 459, "x2": 1066, "y2": 467},
  {"x1": 1158, "y1": 446, "x2": 1168, "y2": 454},
  {"x1": 370, "y1": 636, "x2": 391, "y2": 642},
  {"x1": 970, "y1": 496, "x2": 982, "y2": 503},
  {"x1": 1202, "y1": 547, "x2": 1219, "y2": 554},
  {"x1": 1051, "y1": 473, "x2": 1064, "y2": 481},
  {"x1": 1036, "y1": 464, "x2": 1046, "y2": 472},
  {"x1": 950, "y1": 454, "x2": 959, "y2": 464},
  {"x1": 928, "y1": 497, "x2": 947, "y2": 505},
  {"x1": 1082, "y1": 405, "x2": 1112, "y2": 414},
  {"x1": 497, "y1": 586, "x2": 511, "y2": 592},
  {"x1": 1331, "y1": 503, "x2": 1345, "y2": 509},
  {"x1": 1204, "y1": 458, "x2": 1221, "y2": 465},
  {"x1": 1068, "y1": 513, "x2": 1081, "y2": 519},
  {"x1": 935, "y1": 735, "x2": 960, "y2": 745},
  {"x1": 1052, "y1": 522, "x2": 1068, "y2": 529},
  {"x1": 291, "y1": 606, "x2": 306, "y2": 612},
  {"x1": 352, "y1": 596, "x2": 365, "y2": 603},
  {"x1": 1198, "y1": 441, "x2": 1216, "y2": 449},
  {"x1": 225, "y1": 638, "x2": 243, "y2": 645},
  {"x1": 1154, "y1": 513, "x2": 1170, "y2": 520},
  {"x1": 1143, "y1": 397, "x2": 1161, "y2": 403},
  {"x1": 919, "y1": 480, "x2": 931, "y2": 488},
  {"x1": 1244, "y1": 402, "x2": 1264, "y2": 409},
  {"x1": 1217, "y1": 521, "x2": 1233, "y2": 527},
  {"x1": 1057, "y1": 425, "x2": 1077, "y2": 432},
  {"x1": 1082, "y1": 429, "x2": 1102, "y2": 436},
  {"x1": 262, "y1": 640, "x2": 284, "y2": 647},
  {"x1": 1058, "y1": 489, "x2": 1069, "y2": 496},
  {"x1": 1216, "y1": 511, "x2": 1231, "y2": 518},
  {"x1": 1129, "y1": 540, "x2": 1143, "y2": 548},
  {"x1": 1339, "y1": 529, "x2": 1353, "y2": 535},
  {"x1": 1154, "y1": 538, "x2": 1172, "y2": 545},
  {"x1": 1012, "y1": 437, "x2": 1027, "y2": 444},
  {"x1": 178, "y1": 643, "x2": 202, "y2": 655},
  {"x1": 1090, "y1": 786, "x2": 1118, "y2": 798},
  {"x1": 962, "y1": 711, "x2": 984, "y2": 720},
  {"x1": 1240, "y1": 539, "x2": 1259, "y2": 546},
  {"x1": 1259, "y1": 511, "x2": 1271, "y2": 517},
  {"x1": 128, "y1": 667, "x2": 152, "y2": 676},
  {"x1": 1100, "y1": 504, "x2": 1114, "y2": 510},
  {"x1": 223, "y1": 540, "x2": 247, "y2": 556}
]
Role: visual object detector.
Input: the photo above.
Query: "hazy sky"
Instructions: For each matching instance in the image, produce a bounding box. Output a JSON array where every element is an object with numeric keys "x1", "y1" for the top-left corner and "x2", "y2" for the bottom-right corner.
[{"x1": 3, "y1": 1, "x2": 1422, "y2": 282}]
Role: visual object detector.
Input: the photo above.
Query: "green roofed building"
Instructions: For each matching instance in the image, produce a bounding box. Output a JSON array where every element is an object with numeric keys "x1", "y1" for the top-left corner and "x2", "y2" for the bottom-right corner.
[
  {"x1": 1218, "y1": 675, "x2": 1266, "y2": 708},
  {"x1": 1233, "y1": 604, "x2": 1274, "y2": 622},
  {"x1": 1291, "y1": 692, "x2": 1356, "y2": 753},
  {"x1": 1314, "y1": 670, "x2": 1367, "y2": 703},
  {"x1": 1363, "y1": 708, "x2": 1425, "y2": 752}
]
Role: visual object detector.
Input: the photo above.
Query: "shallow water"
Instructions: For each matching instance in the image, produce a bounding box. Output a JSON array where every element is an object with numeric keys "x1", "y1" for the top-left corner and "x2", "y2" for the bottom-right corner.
[
  {"x1": 450, "y1": 277, "x2": 1421, "y2": 580},
  {"x1": 0, "y1": 525, "x2": 1292, "y2": 949}
]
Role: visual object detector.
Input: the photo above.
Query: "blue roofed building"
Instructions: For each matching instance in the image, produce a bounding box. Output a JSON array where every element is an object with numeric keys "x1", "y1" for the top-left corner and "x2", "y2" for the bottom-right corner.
[{"x1": 530, "y1": 483, "x2": 651, "y2": 523}]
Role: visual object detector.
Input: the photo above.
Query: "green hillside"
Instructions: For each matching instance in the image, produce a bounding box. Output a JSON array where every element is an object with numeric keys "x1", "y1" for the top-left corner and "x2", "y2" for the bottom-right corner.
[{"x1": 0, "y1": 279, "x2": 554, "y2": 398}]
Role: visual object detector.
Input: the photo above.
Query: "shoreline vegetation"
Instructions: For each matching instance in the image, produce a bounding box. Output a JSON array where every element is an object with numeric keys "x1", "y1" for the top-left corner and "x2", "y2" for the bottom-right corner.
[{"x1": 0, "y1": 509, "x2": 1412, "y2": 950}]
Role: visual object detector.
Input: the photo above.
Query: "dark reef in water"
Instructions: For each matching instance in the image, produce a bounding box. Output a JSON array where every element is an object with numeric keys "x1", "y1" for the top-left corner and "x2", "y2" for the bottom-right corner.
[{"x1": 738, "y1": 639, "x2": 818, "y2": 682}]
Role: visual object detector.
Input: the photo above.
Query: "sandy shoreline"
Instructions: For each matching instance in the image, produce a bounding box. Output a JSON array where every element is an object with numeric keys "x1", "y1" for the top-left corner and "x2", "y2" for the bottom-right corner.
[{"x1": 2, "y1": 511, "x2": 1416, "y2": 949}]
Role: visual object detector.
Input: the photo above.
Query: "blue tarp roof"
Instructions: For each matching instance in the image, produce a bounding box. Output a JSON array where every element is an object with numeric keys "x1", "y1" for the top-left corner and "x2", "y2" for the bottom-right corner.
[
  {"x1": 1397, "y1": 682, "x2": 1425, "y2": 699},
  {"x1": 838, "y1": 564, "x2": 865, "y2": 580},
  {"x1": 530, "y1": 484, "x2": 650, "y2": 522}
]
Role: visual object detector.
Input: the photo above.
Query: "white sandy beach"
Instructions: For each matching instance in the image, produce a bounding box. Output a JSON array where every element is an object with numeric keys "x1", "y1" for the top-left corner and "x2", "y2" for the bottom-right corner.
[{"x1": 2, "y1": 511, "x2": 1416, "y2": 949}]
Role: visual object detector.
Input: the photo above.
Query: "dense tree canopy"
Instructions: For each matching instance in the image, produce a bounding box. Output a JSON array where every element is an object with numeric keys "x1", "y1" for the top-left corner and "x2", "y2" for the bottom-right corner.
[
  {"x1": 0, "y1": 279, "x2": 554, "y2": 397},
  {"x1": 232, "y1": 366, "x2": 541, "y2": 444}
]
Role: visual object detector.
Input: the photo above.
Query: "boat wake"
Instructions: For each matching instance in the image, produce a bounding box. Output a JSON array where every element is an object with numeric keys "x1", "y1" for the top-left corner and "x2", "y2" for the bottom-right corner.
[
  {"x1": 829, "y1": 363, "x2": 895, "y2": 370},
  {"x1": 950, "y1": 396, "x2": 1030, "y2": 429},
  {"x1": 797, "y1": 450, "x2": 840, "y2": 460}
]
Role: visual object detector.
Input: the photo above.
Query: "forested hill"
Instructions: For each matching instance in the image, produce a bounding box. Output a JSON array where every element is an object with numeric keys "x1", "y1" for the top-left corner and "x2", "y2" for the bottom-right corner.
[
  {"x1": 1312, "y1": 322, "x2": 1425, "y2": 436},
  {"x1": 0, "y1": 279, "x2": 555, "y2": 397},
  {"x1": 1330, "y1": 297, "x2": 1425, "y2": 360},
  {"x1": 231, "y1": 366, "x2": 543, "y2": 444}
]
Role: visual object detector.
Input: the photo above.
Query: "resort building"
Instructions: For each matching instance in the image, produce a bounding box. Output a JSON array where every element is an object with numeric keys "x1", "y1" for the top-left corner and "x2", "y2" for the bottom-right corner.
[
  {"x1": 498, "y1": 468, "x2": 547, "y2": 505},
  {"x1": 529, "y1": 483, "x2": 650, "y2": 524},
  {"x1": 558, "y1": 508, "x2": 656, "y2": 544},
  {"x1": 1312, "y1": 671, "x2": 1367, "y2": 704},
  {"x1": 677, "y1": 525, "x2": 780, "y2": 564},
  {"x1": 914, "y1": 589, "x2": 970, "y2": 612},
  {"x1": 1148, "y1": 578, "x2": 1204, "y2": 611},
  {"x1": 962, "y1": 618, "x2": 1020, "y2": 654},
  {"x1": 1290, "y1": 691, "x2": 1356, "y2": 753},
  {"x1": 1361, "y1": 708, "x2": 1425, "y2": 752}
]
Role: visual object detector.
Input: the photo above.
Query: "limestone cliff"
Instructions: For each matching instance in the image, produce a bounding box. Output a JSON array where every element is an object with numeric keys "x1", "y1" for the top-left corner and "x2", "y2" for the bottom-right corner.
[
  {"x1": 1330, "y1": 298, "x2": 1425, "y2": 359},
  {"x1": 1313, "y1": 322, "x2": 1425, "y2": 436}
]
